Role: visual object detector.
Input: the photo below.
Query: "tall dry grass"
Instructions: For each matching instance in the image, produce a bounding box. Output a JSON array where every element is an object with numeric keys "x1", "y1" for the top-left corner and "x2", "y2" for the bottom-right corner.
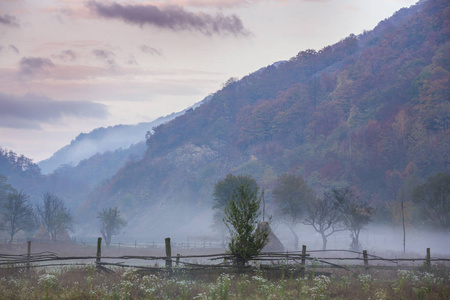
[{"x1": 1, "y1": 263, "x2": 449, "y2": 299}]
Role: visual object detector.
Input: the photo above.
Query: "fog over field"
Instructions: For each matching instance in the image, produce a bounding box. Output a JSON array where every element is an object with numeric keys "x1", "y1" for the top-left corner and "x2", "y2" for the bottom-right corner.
[{"x1": 70, "y1": 205, "x2": 450, "y2": 259}]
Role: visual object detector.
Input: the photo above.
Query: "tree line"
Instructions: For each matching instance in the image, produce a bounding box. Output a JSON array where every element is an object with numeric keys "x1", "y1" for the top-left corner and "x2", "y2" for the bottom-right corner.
[
  {"x1": 0, "y1": 175, "x2": 126, "y2": 245},
  {"x1": 212, "y1": 172, "x2": 450, "y2": 254},
  {"x1": 2, "y1": 169, "x2": 447, "y2": 255}
]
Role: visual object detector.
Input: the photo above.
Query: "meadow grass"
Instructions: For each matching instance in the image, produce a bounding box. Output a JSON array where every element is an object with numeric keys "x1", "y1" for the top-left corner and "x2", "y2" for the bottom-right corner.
[{"x1": 1, "y1": 263, "x2": 449, "y2": 299}]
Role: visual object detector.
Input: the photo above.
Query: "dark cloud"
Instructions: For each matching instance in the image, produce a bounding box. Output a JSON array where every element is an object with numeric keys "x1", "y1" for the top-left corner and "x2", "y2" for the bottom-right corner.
[
  {"x1": 53, "y1": 50, "x2": 77, "y2": 61},
  {"x1": 19, "y1": 57, "x2": 55, "y2": 75},
  {"x1": 140, "y1": 45, "x2": 163, "y2": 56},
  {"x1": 87, "y1": 1, "x2": 249, "y2": 36},
  {"x1": 92, "y1": 49, "x2": 114, "y2": 59},
  {"x1": 127, "y1": 54, "x2": 138, "y2": 65},
  {"x1": 0, "y1": 92, "x2": 108, "y2": 129},
  {"x1": 92, "y1": 49, "x2": 116, "y2": 67},
  {"x1": 0, "y1": 14, "x2": 20, "y2": 28}
]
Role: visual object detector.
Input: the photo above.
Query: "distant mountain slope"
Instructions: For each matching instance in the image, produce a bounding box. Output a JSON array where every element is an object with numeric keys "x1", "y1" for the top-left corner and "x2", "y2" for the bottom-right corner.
[
  {"x1": 51, "y1": 141, "x2": 146, "y2": 189},
  {"x1": 38, "y1": 97, "x2": 211, "y2": 174},
  {"x1": 38, "y1": 116, "x2": 169, "y2": 174},
  {"x1": 0, "y1": 143, "x2": 145, "y2": 213},
  {"x1": 83, "y1": 0, "x2": 449, "y2": 238},
  {"x1": 0, "y1": 148, "x2": 41, "y2": 184}
]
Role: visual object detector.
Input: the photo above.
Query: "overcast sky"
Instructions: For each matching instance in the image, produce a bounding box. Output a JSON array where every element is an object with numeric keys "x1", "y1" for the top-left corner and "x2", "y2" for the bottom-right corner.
[{"x1": 0, "y1": 0, "x2": 417, "y2": 162}]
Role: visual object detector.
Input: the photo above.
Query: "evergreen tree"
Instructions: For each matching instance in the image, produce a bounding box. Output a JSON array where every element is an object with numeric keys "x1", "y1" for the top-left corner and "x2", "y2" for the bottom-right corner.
[
  {"x1": 224, "y1": 184, "x2": 268, "y2": 266},
  {"x1": 212, "y1": 174, "x2": 259, "y2": 246}
]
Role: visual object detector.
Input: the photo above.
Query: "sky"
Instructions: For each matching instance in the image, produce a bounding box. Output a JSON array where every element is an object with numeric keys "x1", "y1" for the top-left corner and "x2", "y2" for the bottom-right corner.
[{"x1": 0, "y1": 0, "x2": 417, "y2": 163}]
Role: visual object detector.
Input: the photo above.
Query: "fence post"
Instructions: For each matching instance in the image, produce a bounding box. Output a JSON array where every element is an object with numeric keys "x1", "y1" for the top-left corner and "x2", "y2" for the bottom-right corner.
[
  {"x1": 165, "y1": 237, "x2": 172, "y2": 268},
  {"x1": 363, "y1": 250, "x2": 369, "y2": 273},
  {"x1": 426, "y1": 248, "x2": 431, "y2": 268},
  {"x1": 26, "y1": 241, "x2": 31, "y2": 276},
  {"x1": 96, "y1": 237, "x2": 102, "y2": 267},
  {"x1": 176, "y1": 254, "x2": 180, "y2": 266},
  {"x1": 301, "y1": 245, "x2": 307, "y2": 267}
]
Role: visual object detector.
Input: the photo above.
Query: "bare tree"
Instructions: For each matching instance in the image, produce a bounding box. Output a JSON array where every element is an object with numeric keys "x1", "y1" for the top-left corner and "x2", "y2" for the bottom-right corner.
[
  {"x1": 332, "y1": 187, "x2": 374, "y2": 250},
  {"x1": 273, "y1": 174, "x2": 315, "y2": 250},
  {"x1": 97, "y1": 207, "x2": 126, "y2": 246},
  {"x1": 303, "y1": 193, "x2": 345, "y2": 250},
  {"x1": 0, "y1": 190, "x2": 38, "y2": 243},
  {"x1": 37, "y1": 192, "x2": 74, "y2": 241}
]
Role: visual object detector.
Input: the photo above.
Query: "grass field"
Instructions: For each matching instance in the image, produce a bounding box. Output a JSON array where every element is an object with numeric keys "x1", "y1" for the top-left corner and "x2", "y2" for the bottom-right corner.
[{"x1": 1, "y1": 263, "x2": 449, "y2": 299}]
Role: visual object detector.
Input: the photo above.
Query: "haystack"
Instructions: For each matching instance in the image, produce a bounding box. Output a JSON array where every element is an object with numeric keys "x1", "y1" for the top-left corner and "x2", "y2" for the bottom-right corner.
[
  {"x1": 34, "y1": 224, "x2": 51, "y2": 242},
  {"x1": 257, "y1": 221, "x2": 284, "y2": 252},
  {"x1": 55, "y1": 228, "x2": 72, "y2": 242}
]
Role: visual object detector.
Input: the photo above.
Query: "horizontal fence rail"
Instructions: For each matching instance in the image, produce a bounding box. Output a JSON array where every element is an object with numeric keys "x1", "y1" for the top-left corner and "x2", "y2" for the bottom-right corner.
[{"x1": 1, "y1": 238, "x2": 223, "y2": 249}]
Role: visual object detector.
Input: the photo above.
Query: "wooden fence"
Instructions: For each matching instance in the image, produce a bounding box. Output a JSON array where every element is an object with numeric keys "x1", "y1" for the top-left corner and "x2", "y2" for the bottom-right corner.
[{"x1": 1, "y1": 238, "x2": 449, "y2": 274}]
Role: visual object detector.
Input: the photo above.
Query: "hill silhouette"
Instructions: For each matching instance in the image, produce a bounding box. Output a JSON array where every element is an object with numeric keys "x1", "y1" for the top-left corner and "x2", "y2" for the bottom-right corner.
[{"x1": 38, "y1": 109, "x2": 190, "y2": 174}]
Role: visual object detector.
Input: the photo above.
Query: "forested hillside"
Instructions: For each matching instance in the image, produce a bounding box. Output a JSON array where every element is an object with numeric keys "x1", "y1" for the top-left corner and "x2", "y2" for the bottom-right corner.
[
  {"x1": 0, "y1": 146, "x2": 144, "y2": 211},
  {"x1": 83, "y1": 0, "x2": 449, "y2": 235},
  {"x1": 0, "y1": 148, "x2": 43, "y2": 195}
]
